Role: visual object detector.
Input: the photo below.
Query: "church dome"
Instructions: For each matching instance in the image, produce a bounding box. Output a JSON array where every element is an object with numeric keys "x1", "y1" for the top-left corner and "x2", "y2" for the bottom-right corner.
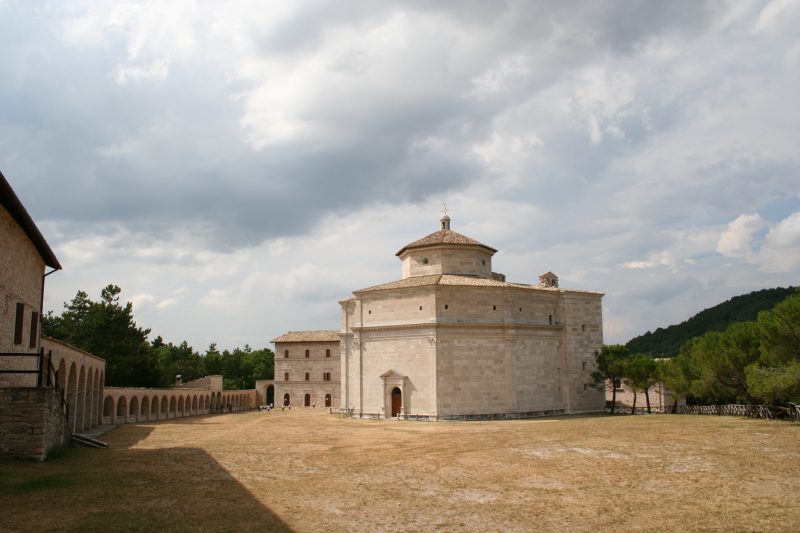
[{"x1": 395, "y1": 217, "x2": 497, "y2": 257}]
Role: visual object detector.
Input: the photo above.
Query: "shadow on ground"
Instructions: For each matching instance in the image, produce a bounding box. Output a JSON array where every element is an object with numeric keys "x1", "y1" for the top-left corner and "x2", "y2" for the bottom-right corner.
[{"x1": 0, "y1": 423, "x2": 294, "y2": 533}]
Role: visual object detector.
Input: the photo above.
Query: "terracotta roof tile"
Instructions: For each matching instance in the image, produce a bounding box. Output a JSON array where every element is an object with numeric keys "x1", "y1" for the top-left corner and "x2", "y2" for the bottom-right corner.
[
  {"x1": 395, "y1": 229, "x2": 496, "y2": 256},
  {"x1": 272, "y1": 330, "x2": 340, "y2": 343},
  {"x1": 354, "y1": 274, "x2": 442, "y2": 293}
]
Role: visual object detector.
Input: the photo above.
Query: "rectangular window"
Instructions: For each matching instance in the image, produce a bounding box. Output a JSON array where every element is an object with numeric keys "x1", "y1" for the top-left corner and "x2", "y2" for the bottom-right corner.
[
  {"x1": 29, "y1": 311, "x2": 39, "y2": 348},
  {"x1": 14, "y1": 303, "x2": 24, "y2": 345},
  {"x1": 284, "y1": 349, "x2": 289, "y2": 358},
  {"x1": 582, "y1": 361, "x2": 587, "y2": 370},
  {"x1": 284, "y1": 372, "x2": 289, "y2": 381},
  {"x1": 305, "y1": 372, "x2": 310, "y2": 381},
  {"x1": 326, "y1": 349, "x2": 331, "y2": 358}
]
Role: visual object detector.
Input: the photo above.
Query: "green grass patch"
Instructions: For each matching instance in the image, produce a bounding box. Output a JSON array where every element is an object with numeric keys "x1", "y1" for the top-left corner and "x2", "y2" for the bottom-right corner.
[{"x1": 0, "y1": 473, "x2": 74, "y2": 495}]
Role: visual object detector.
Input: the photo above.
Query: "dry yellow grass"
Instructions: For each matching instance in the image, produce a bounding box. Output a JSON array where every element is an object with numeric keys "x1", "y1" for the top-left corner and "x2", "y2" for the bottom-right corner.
[{"x1": 1, "y1": 410, "x2": 799, "y2": 532}]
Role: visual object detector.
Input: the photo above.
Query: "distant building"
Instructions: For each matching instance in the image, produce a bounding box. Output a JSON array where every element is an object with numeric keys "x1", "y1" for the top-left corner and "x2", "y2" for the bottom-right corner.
[
  {"x1": 268, "y1": 330, "x2": 341, "y2": 409},
  {"x1": 339, "y1": 214, "x2": 605, "y2": 419}
]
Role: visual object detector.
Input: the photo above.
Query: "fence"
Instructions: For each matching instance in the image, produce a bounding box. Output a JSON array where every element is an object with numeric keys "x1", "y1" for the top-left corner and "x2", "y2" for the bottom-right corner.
[
  {"x1": 0, "y1": 348, "x2": 45, "y2": 386},
  {"x1": 0, "y1": 348, "x2": 69, "y2": 419},
  {"x1": 606, "y1": 402, "x2": 800, "y2": 422}
]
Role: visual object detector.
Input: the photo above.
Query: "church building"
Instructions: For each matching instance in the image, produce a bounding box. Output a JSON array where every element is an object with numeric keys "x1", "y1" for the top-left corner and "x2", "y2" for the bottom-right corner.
[{"x1": 339, "y1": 214, "x2": 604, "y2": 419}]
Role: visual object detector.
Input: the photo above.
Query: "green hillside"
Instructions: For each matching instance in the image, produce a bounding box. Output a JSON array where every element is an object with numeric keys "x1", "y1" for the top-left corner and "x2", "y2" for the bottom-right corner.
[{"x1": 625, "y1": 286, "x2": 798, "y2": 357}]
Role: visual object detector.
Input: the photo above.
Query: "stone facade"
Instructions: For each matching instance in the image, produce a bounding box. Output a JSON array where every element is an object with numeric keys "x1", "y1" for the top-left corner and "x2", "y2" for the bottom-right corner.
[
  {"x1": 340, "y1": 216, "x2": 605, "y2": 419},
  {"x1": 101, "y1": 376, "x2": 255, "y2": 424},
  {"x1": 0, "y1": 387, "x2": 69, "y2": 460},
  {"x1": 268, "y1": 331, "x2": 340, "y2": 409},
  {"x1": 41, "y1": 337, "x2": 106, "y2": 433}
]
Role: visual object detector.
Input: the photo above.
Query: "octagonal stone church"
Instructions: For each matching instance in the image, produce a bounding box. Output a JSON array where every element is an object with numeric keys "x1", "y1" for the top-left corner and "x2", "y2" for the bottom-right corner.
[{"x1": 338, "y1": 214, "x2": 605, "y2": 420}]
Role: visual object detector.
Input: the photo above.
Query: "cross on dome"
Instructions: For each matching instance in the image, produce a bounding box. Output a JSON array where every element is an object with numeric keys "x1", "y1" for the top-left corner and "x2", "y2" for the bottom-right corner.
[{"x1": 440, "y1": 203, "x2": 451, "y2": 230}]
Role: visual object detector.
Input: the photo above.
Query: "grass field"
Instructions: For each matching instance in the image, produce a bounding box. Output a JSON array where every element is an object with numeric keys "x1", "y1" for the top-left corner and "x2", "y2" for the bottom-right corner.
[{"x1": 1, "y1": 410, "x2": 798, "y2": 532}]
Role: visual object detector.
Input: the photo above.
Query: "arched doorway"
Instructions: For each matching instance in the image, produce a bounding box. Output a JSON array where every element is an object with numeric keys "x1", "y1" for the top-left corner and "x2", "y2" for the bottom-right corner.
[
  {"x1": 325, "y1": 394, "x2": 332, "y2": 407},
  {"x1": 283, "y1": 393, "x2": 290, "y2": 406},
  {"x1": 266, "y1": 385, "x2": 274, "y2": 405},
  {"x1": 391, "y1": 387, "x2": 402, "y2": 417},
  {"x1": 304, "y1": 393, "x2": 311, "y2": 407}
]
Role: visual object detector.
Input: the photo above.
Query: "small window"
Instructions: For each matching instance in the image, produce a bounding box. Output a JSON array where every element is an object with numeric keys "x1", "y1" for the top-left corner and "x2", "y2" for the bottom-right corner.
[
  {"x1": 368, "y1": 310, "x2": 371, "y2": 314},
  {"x1": 305, "y1": 372, "x2": 310, "y2": 381},
  {"x1": 548, "y1": 314, "x2": 553, "y2": 325},
  {"x1": 323, "y1": 372, "x2": 331, "y2": 381},
  {"x1": 326, "y1": 349, "x2": 331, "y2": 358},
  {"x1": 583, "y1": 383, "x2": 588, "y2": 391},
  {"x1": 519, "y1": 307, "x2": 522, "y2": 312},
  {"x1": 422, "y1": 257, "x2": 429, "y2": 264},
  {"x1": 419, "y1": 306, "x2": 423, "y2": 310},
  {"x1": 482, "y1": 259, "x2": 486, "y2": 265},
  {"x1": 14, "y1": 303, "x2": 24, "y2": 345},
  {"x1": 582, "y1": 361, "x2": 587, "y2": 370},
  {"x1": 305, "y1": 349, "x2": 310, "y2": 358},
  {"x1": 284, "y1": 349, "x2": 289, "y2": 358},
  {"x1": 444, "y1": 304, "x2": 449, "y2": 310},
  {"x1": 284, "y1": 372, "x2": 289, "y2": 381},
  {"x1": 492, "y1": 305, "x2": 496, "y2": 310},
  {"x1": 581, "y1": 324, "x2": 586, "y2": 332},
  {"x1": 29, "y1": 311, "x2": 39, "y2": 348}
]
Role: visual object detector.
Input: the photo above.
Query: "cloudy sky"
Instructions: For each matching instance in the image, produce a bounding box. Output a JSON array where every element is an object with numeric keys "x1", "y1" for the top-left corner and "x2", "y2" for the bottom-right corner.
[{"x1": 2, "y1": 0, "x2": 798, "y2": 352}]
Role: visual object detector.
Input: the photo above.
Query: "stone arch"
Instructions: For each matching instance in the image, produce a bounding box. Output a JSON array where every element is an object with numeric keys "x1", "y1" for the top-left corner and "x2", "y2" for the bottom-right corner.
[
  {"x1": 129, "y1": 396, "x2": 139, "y2": 422},
  {"x1": 266, "y1": 384, "x2": 274, "y2": 406},
  {"x1": 57, "y1": 358, "x2": 67, "y2": 400},
  {"x1": 192, "y1": 395, "x2": 198, "y2": 414},
  {"x1": 216, "y1": 392, "x2": 222, "y2": 412},
  {"x1": 116, "y1": 396, "x2": 127, "y2": 423},
  {"x1": 325, "y1": 393, "x2": 332, "y2": 407},
  {"x1": 96, "y1": 371, "x2": 104, "y2": 426},
  {"x1": 89, "y1": 369, "x2": 103, "y2": 429},
  {"x1": 141, "y1": 395, "x2": 150, "y2": 421},
  {"x1": 178, "y1": 396, "x2": 185, "y2": 416},
  {"x1": 283, "y1": 393, "x2": 290, "y2": 406},
  {"x1": 66, "y1": 362, "x2": 78, "y2": 431},
  {"x1": 391, "y1": 387, "x2": 402, "y2": 417},
  {"x1": 85, "y1": 368, "x2": 94, "y2": 430},
  {"x1": 103, "y1": 395, "x2": 114, "y2": 424},
  {"x1": 169, "y1": 396, "x2": 177, "y2": 417},
  {"x1": 304, "y1": 393, "x2": 311, "y2": 407},
  {"x1": 151, "y1": 395, "x2": 159, "y2": 418},
  {"x1": 160, "y1": 396, "x2": 168, "y2": 417},
  {"x1": 76, "y1": 366, "x2": 86, "y2": 432}
]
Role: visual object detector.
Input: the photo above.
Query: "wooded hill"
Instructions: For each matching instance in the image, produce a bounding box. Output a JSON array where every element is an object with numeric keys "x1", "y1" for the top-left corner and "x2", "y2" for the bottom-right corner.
[{"x1": 626, "y1": 286, "x2": 798, "y2": 357}]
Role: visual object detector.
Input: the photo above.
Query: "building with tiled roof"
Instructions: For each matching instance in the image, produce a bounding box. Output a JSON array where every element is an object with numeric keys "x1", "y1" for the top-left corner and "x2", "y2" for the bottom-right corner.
[
  {"x1": 339, "y1": 214, "x2": 604, "y2": 420},
  {"x1": 262, "y1": 330, "x2": 340, "y2": 409}
]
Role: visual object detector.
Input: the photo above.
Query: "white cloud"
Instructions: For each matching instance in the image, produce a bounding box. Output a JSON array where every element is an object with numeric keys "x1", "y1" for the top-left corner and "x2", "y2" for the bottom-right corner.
[
  {"x1": 757, "y1": 211, "x2": 800, "y2": 273},
  {"x1": 4, "y1": 1, "x2": 798, "y2": 350},
  {"x1": 717, "y1": 214, "x2": 764, "y2": 258}
]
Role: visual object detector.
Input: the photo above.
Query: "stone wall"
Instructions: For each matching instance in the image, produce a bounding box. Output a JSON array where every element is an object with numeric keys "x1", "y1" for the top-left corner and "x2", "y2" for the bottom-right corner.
[
  {"x1": 0, "y1": 387, "x2": 69, "y2": 461},
  {"x1": 401, "y1": 246, "x2": 493, "y2": 278},
  {"x1": 274, "y1": 340, "x2": 340, "y2": 408},
  {"x1": 1, "y1": 205, "x2": 45, "y2": 376}
]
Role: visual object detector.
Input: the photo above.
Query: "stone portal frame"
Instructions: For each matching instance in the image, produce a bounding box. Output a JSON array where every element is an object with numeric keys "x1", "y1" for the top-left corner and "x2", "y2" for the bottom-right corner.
[{"x1": 380, "y1": 369, "x2": 408, "y2": 418}]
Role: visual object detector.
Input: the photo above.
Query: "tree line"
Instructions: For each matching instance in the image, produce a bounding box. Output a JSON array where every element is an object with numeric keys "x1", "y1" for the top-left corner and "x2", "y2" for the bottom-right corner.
[
  {"x1": 594, "y1": 291, "x2": 800, "y2": 412},
  {"x1": 625, "y1": 286, "x2": 796, "y2": 357},
  {"x1": 42, "y1": 285, "x2": 274, "y2": 389}
]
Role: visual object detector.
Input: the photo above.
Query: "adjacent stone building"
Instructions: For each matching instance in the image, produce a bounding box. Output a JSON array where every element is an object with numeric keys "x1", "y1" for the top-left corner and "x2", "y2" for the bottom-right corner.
[
  {"x1": 339, "y1": 215, "x2": 605, "y2": 419},
  {"x1": 269, "y1": 330, "x2": 340, "y2": 408},
  {"x1": 1, "y1": 170, "x2": 71, "y2": 459},
  {"x1": 1, "y1": 171, "x2": 61, "y2": 379}
]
